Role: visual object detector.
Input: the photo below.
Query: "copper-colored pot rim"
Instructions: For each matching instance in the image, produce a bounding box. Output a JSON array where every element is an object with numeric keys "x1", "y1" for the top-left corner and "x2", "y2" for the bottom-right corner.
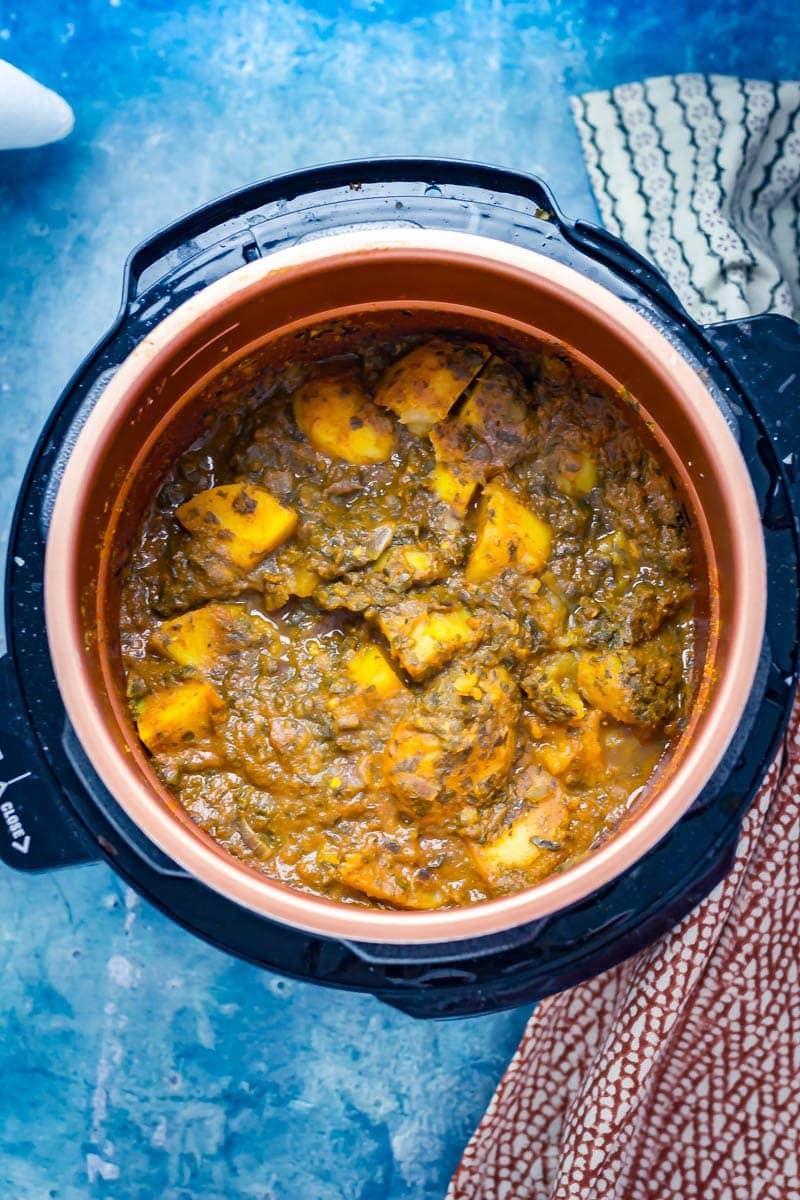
[{"x1": 44, "y1": 229, "x2": 767, "y2": 944}]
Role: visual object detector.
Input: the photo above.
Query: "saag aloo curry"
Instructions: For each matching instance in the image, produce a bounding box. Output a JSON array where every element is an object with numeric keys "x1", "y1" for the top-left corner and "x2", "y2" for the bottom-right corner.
[{"x1": 120, "y1": 333, "x2": 695, "y2": 909}]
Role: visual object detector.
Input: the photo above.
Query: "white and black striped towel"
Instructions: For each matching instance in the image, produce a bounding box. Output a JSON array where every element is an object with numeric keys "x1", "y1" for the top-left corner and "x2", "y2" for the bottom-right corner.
[{"x1": 571, "y1": 74, "x2": 800, "y2": 324}]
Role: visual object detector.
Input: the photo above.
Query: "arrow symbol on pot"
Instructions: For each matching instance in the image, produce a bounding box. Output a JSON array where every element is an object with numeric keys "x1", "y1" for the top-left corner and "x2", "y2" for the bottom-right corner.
[{"x1": 12, "y1": 835, "x2": 30, "y2": 854}]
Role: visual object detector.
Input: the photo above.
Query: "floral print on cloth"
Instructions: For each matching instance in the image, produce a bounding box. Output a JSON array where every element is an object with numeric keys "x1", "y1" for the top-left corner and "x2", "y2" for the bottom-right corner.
[{"x1": 571, "y1": 74, "x2": 800, "y2": 323}]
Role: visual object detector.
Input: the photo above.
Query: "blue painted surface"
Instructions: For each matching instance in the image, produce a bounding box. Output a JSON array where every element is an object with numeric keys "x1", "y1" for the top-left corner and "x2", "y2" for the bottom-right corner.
[{"x1": 0, "y1": 3, "x2": 798, "y2": 1197}]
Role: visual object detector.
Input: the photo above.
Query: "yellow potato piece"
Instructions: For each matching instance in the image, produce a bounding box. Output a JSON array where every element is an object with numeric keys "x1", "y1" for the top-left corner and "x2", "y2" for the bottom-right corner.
[
  {"x1": 399, "y1": 548, "x2": 436, "y2": 576},
  {"x1": 372, "y1": 543, "x2": 443, "y2": 589},
  {"x1": 531, "y1": 731, "x2": 575, "y2": 779},
  {"x1": 466, "y1": 482, "x2": 551, "y2": 584},
  {"x1": 577, "y1": 636, "x2": 683, "y2": 728},
  {"x1": 288, "y1": 566, "x2": 320, "y2": 598},
  {"x1": 376, "y1": 603, "x2": 482, "y2": 680},
  {"x1": 375, "y1": 338, "x2": 490, "y2": 435},
  {"x1": 429, "y1": 356, "x2": 530, "y2": 481},
  {"x1": 453, "y1": 670, "x2": 481, "y2": 698},
  {"x1": 339, "y1": 851, "x2": 446, "y2": 909},
  {"x1": 293, "y1": 363, "x2": 395, "y2": 464},
  {"x1": 556, "y1": 450, "x2": 597, "y2": 497},
  {"x1": 382, "y1": 666, "x2": 519, "y2": 815},
  {"x1": 524, "y1": 650, "x2": 585, "y2": 724},
  {"x1": 176, "y1": 484, "x2": 297, "y2": 571},
  {"x1": 152, "y1": 603, "x2": 266, "y2": 671},
  {"x1": 576, "y1": 651, "x2": 636, "y2": 723},
  {"x1": 458, "y1": 360, "x2": 528, "y2": 436},
  {"x1": 471, "y1": 783, "x2": 568, "y2": 880},
  {"x1": 575, "y1": 652, "x2": 638, "y2": 724},
  {"x1": 427, "y1": 463, "x2": 479, "y2": 515},
  {"x1": 135, "y1": 681, "x2": 223, "y2": 753},
  {"x1": 528, "y1": 587, "x2": 569, "y2": 642},
  {"x1": 530, "y1": 710, "x2": 604, "y2": 781},
  {"x1": 346, "y1": 645, "x2": 404, "y2": 698}
]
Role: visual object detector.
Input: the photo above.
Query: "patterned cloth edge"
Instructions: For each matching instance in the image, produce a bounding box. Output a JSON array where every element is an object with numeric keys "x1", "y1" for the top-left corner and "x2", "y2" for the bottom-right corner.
[{"x1": 570, "y1": 73, "x2": 800, "y2": 324}]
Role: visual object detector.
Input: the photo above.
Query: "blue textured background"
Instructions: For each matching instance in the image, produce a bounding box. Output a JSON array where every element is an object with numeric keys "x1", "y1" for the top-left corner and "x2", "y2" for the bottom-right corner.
[{"x1": 1, "y1": 3, "x2": 798, "y2": 1197}]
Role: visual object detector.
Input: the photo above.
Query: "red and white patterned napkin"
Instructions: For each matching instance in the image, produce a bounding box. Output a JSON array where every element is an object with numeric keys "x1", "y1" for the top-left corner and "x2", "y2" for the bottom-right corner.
[{"x1": 450, "y1": 74, "x2": 800, "y2": 1200}]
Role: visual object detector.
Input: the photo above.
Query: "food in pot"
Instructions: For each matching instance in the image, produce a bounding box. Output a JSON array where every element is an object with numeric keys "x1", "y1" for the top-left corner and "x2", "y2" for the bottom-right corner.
[{"x1": 119, "y1": 333, "x2": 695, "y2": 909}]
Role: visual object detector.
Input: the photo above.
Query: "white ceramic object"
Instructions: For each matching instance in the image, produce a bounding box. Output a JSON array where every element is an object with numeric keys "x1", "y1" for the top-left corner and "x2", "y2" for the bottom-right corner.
[{"x1": 0, "y1": 59, "x2": 74, "y2": 149}]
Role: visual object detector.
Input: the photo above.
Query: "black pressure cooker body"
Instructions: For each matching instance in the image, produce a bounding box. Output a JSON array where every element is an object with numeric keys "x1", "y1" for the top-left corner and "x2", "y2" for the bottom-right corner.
[{"x1": 1, "y1": 161, "x2": 798, "y2": 1018}]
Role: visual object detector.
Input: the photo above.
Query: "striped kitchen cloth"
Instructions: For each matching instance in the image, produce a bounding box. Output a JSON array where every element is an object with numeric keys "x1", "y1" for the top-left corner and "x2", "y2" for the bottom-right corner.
[
  {"x1": 449, "y1": 75, "x2": 800, "y2": 1200},
  {"x1": 572, "y1": 75, "x2": 800, "y2": 323}
]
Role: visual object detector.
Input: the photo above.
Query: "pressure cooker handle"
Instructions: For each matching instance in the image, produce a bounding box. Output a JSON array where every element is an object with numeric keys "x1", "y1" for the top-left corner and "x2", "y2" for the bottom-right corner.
[
  {"x1": 565, "y1": 219, "x2": 688, "y2": 314},
  {"x1": 0, "y1": 654, "x2": 100, "y2": 872},
  {"x1": 703, "y1": 313, "x2": 800, "y2": 523}
]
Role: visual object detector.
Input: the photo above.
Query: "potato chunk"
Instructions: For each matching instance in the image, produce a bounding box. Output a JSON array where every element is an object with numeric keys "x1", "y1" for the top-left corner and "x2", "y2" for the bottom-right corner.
[
  {"x1": 528, "y1": 710, "x2": 604, "y2": 783},
  {"x1": 427, "y1": 463, "x2": 479, "y2": 515},
  {"x1": 470, "y1": 770, "x2": 568, "y2": 881},
  {"x1": 152, "y1": 603, "x2": 265, "y2": 670},
  {"x1": 333, "y1": 645, "x2": 407, "y2": 736},
  {"x1": 397, "y1": 547, "x2": 437, "y2": 577},
  {"x1": 430, "y1": 356, "x2": 530, "y2": 480},
  {"x1": 576, "y1": 639, "x2": 682, "y2": 727},
  {"x1": 339, "y1": 850, "x2": 447, "y2": 909},
  {"x1": 577, "y1": 652, "x2": 633, "y2": 722},
  {"x1": 375, "y1": 599, "x2": 482, "y2": 680},
  {"x1": 373, "y1": 543, "x2": 444, "y2": 588},
  {"x1": 135, "y1": 681, "x2": 223, "y2": 752},
  {"x1": 556, "y1": 450, "x2": 597, "y2": 497},
  {"x1": 287, "y1": 566, "x2": 320, "y2": 598},
  {"x1": 375, "y1": 338, "x2": 490, "y2": 435},
  {"x1": 528, "y1": 585, "x2": 569, "y2": 642},
  {"x1": 466, "y1": 482, "x2": 551, "y2": 584},
  {"x1": 293, "y1": 363, "x2": 395, "y2": 464},
  {"x1": 522, "y1": 651, "x2": 585, "y2": 723},
  {"x1": 346, "y1": 645, "x2": 404, "y2": 698},
  {"x1": 176, "y1": 484, "x2": 297, "y2": 570},
  {"x1": 383, "y1": 665, "x2": 520, "y2": 818}
]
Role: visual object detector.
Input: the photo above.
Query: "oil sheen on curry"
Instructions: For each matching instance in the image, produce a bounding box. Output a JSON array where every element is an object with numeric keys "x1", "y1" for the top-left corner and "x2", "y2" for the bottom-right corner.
[{"x1": 120, "y1": 333, "x2": 695, "y2": 910}]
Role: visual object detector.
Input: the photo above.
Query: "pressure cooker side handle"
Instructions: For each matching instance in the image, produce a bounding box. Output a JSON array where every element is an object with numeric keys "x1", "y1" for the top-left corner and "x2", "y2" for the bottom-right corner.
[
  {"x1": 703, "y1": 313, "x2": 800, "y2": 521},
  {"x1": 565, "y1": 218, "x2": 688, "y2": 314},
  {"x1": 0, "y1": 654, "x2": 101, "y2": 872}
]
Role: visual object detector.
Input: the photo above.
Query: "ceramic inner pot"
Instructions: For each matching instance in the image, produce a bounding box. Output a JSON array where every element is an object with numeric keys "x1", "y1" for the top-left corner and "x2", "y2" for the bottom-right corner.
[{"x1": 45, "y1": 229, "x2": 766, "y2": 944}]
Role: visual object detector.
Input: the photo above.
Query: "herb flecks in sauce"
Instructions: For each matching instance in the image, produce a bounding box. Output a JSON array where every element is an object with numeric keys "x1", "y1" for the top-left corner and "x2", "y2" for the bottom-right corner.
[{"x1": 120, "y1": 336, "x2": 695, "y2": 909}]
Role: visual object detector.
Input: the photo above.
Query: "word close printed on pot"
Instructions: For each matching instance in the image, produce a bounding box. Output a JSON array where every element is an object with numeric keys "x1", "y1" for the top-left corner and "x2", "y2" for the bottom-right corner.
[{"x1": 0, "y1": 771, "x2": 32, "y2": 854}]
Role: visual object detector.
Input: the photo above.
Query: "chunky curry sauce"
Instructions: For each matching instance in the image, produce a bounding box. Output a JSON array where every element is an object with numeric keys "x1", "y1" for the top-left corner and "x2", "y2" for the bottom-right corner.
[{"x1": 119, "y1": 333, "x2": 694, "y2": 909}]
